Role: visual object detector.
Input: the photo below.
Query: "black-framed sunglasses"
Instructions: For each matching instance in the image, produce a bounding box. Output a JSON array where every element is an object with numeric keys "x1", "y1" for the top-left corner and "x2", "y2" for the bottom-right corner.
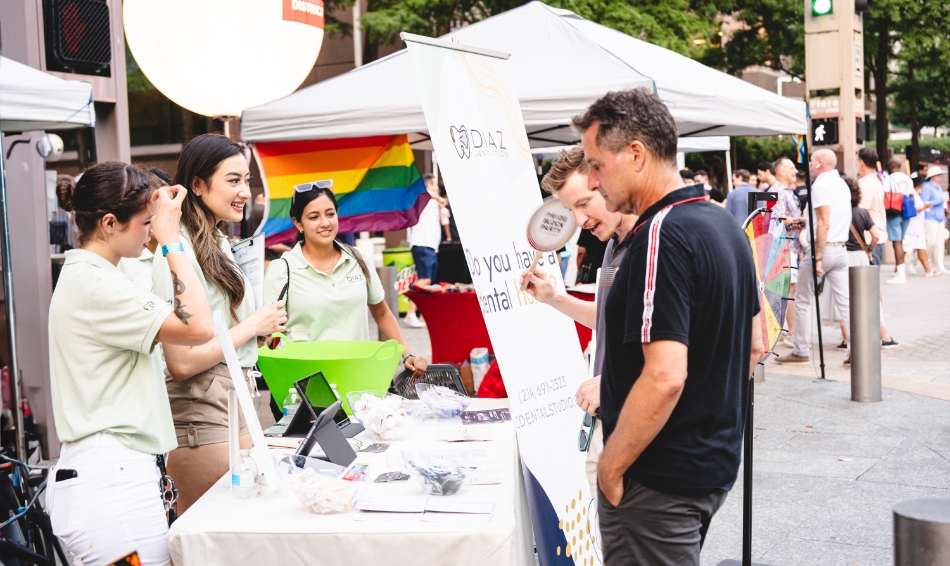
[
  {"x1": 292, "y1": 179, "x2": 334, "y2": 207},
  {"x1": 578, "y1": 412, "x2": 595, "y2": 452}
]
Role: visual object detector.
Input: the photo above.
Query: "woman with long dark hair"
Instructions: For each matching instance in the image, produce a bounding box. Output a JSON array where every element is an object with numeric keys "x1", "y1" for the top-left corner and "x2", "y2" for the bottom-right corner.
[
  {"x1": 46, "y1": 163, "x2": 213, "y2": 565},
  {"x1": 262, "y1": 182, "x2": 426, "y2": 376},
  {"x1": 153, "y1": 134, "x2": 287, "y2": 513}
]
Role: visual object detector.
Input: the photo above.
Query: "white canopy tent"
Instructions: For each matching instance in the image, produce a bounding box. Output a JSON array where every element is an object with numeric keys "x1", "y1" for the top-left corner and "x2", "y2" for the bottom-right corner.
[
  {"x1": 0, "y1": 56, "x2": 95, "y2": 132},
  {"x1": 241, "y1": 2, "x2": 806, "y2": 145},
  {"x1": 0, "y1": 57, "x2": 95, "y2": 460}
]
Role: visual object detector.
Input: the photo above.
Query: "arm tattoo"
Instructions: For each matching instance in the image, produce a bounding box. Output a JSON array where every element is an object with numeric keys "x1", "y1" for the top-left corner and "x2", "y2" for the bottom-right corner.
[{"x1": 170, "y1": 269, "x2": 193, "y2": 325}]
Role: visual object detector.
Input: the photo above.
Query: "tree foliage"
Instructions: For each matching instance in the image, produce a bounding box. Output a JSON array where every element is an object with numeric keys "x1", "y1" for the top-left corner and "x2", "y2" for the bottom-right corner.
[
  {"x1": 359, "y1": 0, "x2": 525, "y2": 46},
  {"x1": 701, "y1": 0, "x2": 804, "y2": 80},
  {"x1": 543, "y1": 0, "x2": 721, "y2": 59}
]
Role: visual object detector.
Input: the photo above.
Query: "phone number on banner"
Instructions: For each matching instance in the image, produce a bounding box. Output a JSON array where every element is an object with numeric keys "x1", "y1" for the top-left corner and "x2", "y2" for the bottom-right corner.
[{"x1": 518, "y1": 376, "x2": 567, "y2": 403}]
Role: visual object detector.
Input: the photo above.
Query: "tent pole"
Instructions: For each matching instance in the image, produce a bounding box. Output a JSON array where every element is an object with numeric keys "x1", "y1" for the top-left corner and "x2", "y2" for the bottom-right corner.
[
  {"x1": 802, "y1": 139, "x2": 827, "y2": 380},
  {"x1": 726, "y1": 145, "x2": 734, "y2": 192},
  {"x1": 0, "y1": 137, "x2": 26, "y2": 461}
]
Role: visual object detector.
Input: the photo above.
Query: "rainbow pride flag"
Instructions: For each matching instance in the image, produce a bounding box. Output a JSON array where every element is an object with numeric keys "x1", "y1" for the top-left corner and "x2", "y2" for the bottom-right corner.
[{"x1": 253, "y1": 135, "x2": 429, "y2": 246}]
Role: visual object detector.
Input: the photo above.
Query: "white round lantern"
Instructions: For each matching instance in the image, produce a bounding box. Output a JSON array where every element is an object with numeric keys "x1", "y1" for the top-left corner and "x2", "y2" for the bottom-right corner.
[{"x1": 124, "y1": 0, "x2": 325, "y2": 118}]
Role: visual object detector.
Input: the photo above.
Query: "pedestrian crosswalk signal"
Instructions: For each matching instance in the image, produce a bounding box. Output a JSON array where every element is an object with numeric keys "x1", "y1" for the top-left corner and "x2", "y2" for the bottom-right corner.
[
  {"x1": 812, "y1": 118, "x2": 839, "y2": 146},
  {"x1": 812, "y1": 0, "x2": 833, "y2": 16}
]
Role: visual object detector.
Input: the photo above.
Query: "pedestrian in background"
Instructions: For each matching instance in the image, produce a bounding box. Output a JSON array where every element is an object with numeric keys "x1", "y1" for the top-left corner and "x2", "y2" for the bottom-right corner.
[
  {"x1": 403, "y1": 173, "x2": 443, "y2": 328},
  {"x1": 904, "y1": 176, "x2": 935, "y2": 276},
  {"x1": 856, "y1": 148, "x2": 888, "y2": 266},
  {"x1": 770, "y1": 157, "x2": 804, "y2": 347},
  {"x1": 921, "y1": 167, "x2": 948, "y2": 274},
  {"x1": 885, "y1": 157, "x2": 914, "y2": 284},
  {"x1": 725, "y1": 169, "x2": 755, "y2": 224},
  {"x1": 776, "y1": 149, "x2": 852, "y2": 367},
  {"x1": 838, "y1": 176, "x2": 899, "y2": 350},
  {"x1": 757, "y1": 161, "x2": 774, "y2": 190}
]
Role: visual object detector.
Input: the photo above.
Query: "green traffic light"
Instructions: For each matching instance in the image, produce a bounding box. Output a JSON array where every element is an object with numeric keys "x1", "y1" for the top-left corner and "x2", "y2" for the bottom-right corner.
[{"x1": 812, "y1": 0, "x2": 833, "y2": 16}]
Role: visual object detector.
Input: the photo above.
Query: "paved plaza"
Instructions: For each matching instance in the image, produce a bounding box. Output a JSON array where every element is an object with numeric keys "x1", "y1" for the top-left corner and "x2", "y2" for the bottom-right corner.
[{"x1": 380, "y1": 263, "x2": 950, "y2": 566}]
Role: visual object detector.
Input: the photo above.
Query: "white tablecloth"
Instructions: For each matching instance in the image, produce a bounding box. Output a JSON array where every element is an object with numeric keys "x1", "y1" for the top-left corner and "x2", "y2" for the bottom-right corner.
[{"x1": 167, "y1": 399, "x2": 534, "y2": 565}]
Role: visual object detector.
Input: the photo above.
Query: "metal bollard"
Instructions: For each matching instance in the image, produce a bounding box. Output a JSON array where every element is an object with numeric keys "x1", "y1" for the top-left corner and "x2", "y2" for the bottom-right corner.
[
  {"x1": 376, "y1": 266, "x2": 398, "y2": 341},
  {"x1": 849, "y1": 265, "x2": 881, "y2": 402},
  {"x1": 894, "y1": 498, "x2": 950, "y2": 565}
]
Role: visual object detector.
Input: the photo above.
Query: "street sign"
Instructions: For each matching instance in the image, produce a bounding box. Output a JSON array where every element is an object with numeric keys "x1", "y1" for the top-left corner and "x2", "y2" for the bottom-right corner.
[{"x1": 812, "y1": 118, "x2": 839, "y2": 146}]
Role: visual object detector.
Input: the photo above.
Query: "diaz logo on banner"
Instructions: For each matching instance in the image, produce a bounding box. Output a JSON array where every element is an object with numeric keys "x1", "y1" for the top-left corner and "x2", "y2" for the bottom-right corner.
[{"x1": 449, "y1": 125, "x2": 508, "y2": 159}]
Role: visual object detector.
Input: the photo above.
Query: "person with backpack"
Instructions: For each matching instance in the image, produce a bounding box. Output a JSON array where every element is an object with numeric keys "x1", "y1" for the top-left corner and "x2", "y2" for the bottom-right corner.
[{"x1": 262, "y1": 181, "x2": 426, "y2": 376}]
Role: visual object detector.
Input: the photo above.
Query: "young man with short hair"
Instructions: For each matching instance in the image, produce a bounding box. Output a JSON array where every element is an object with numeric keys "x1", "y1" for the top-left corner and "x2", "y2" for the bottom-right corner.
[
  {"x1": 725, "y1": 169, "x2": 756, "y2": 224},
  {"x1": 856, "y1": 147, "x2": 888, "y2": 265},
  {"x1": 576, "y1": 88, "x2": 763, "y2": 566},
  {"x1": 521, "y1": 145, "x2": 637, "y2": 498}
]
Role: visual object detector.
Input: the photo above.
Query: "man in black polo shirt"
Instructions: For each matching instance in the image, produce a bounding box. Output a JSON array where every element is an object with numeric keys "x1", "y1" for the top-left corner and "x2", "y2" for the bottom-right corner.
[{"x1": 575, "y1": 89, "x2": 765, "y2": 565}]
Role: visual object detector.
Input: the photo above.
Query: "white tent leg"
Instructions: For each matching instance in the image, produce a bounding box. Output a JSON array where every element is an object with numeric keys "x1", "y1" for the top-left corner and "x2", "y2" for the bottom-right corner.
[{"x1": 726, "y1": 147, "x2": 734, "y2": 192}]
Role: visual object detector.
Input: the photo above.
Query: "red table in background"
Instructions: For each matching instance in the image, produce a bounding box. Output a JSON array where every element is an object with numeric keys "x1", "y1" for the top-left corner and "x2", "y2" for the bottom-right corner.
[
  {"x1": 406, "y1": 290, "x2": 593, "y2": 365},
  {"x1": 566, "y1": 288, "x2": 595, "y2": 353},
  {"x1": 405, "y1": 291, "x2": 494, "y2": 364}
]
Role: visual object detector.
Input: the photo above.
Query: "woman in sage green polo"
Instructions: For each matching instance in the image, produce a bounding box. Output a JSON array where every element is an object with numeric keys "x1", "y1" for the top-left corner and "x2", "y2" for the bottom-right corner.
[
  {"x1": 46, "y1": 163, "x2": 214, "y2": 566},
  {"x1": 152, "y1": 135, "x2": 287, "y2": 514},
  {"x1": 263, "y1": 182, "x2": 427, "y2": 377}
]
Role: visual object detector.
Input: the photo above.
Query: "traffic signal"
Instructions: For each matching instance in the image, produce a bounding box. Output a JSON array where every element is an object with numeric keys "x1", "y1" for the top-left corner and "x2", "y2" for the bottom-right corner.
[
  {"x1": 812, "y1": 0, "x2": 833, "y2": 16},
  {"x1": 43, "y1": 0, "x2": 113, "y2": 77},
  {"x1": 811, "y1": 118, "x2": 839, "y2": 146}
]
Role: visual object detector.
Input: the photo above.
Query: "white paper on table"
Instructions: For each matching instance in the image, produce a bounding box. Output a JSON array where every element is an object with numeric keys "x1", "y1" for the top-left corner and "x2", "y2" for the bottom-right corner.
[
  {"x1": 425, "y1": 499, "x2": 494, "y2": 514},
  {"x1": 213, "y1": 311, "x2": 279, "y2": 491},
  {"x1": 421, "y1": 511, "x2": 494, "y2": 524},
  {"x1": 439, "y1": 427, "x2": 496, "y2": 442},
  {"x1": 463, "y1": 466, "x2": 503, "y2": 485},
  {"x1": 353, "y1": 511, "x2": 424, "y2": 523},
  {"x1": 356, "y1": 496, "x2": 428, "y2": 513},
  {"x1": 411, "y1": 449, "x2": 491, "y2": 467},
  {"x1": 231, "y1": 234, "x2": 265, "y2": 309}
]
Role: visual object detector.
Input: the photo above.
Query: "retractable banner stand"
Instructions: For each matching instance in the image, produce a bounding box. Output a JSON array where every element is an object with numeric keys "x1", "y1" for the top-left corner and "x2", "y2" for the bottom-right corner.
[{"x1": 403, "y1": 33, "x2": 597, "y2": 566}]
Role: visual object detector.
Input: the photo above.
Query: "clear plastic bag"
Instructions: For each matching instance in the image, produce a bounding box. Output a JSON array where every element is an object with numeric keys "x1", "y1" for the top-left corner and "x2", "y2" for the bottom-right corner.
[
  {"x1": 345, "y1": 391, "x2": 417, "y2": 440},
  {"x1": 415, "y1": 383, "x2": 472, "y2": 418},
  {"x1": 401, "y1": 451, "x2": 466, "y2": 496},
  {"x1": 281, "y1": 463, "x2": 362, "y2": 514}
]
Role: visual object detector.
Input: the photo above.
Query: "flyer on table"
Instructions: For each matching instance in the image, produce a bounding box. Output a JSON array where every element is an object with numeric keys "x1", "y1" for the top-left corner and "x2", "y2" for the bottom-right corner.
[{"x1": 405, "y1": 34, "x2": 598, "y2": 566}]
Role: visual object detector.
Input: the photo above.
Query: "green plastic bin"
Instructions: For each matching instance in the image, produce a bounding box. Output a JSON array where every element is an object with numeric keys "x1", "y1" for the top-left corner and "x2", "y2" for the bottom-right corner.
[
  {"x1": 383, "y1": 247, "x2": 414, "y2": 314},
  {"x1": 257, "y1": 339, "x2": 405, "y2": 414}
]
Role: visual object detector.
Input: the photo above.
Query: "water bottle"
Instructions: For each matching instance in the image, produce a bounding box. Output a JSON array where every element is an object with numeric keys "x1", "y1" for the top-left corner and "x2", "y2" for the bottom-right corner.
[
  {"x1": 470, "y1": 348, "x2": 490, "y2": 393},
  {"x1": 282, "y1": 388, "x2": 301, "y2": 417},
  {"x1": 231, "y1": 449, "x2": 258, "y2": 499}
]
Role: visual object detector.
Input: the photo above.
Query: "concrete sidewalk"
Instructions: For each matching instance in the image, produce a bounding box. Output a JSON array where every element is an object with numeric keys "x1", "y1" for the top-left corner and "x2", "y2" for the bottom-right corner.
[{"x1": 700, "y1": 372, "x2": 950, "y2": 566}]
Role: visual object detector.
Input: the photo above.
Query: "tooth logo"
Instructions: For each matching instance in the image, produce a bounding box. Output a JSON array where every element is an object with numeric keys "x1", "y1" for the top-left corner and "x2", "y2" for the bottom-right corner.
[{"x1": 450, "y1": 126, "x2": 470, "y2": 159}]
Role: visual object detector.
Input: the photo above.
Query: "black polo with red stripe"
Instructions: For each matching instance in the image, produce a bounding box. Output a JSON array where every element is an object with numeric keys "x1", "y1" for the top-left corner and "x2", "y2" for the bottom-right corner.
[{"x1": 601, "y1": 184, "x2": 760, "y2": 496}]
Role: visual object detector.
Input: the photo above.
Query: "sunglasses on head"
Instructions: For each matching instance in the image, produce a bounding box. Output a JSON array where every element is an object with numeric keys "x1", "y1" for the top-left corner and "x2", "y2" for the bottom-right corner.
[{"x1": 292, "y1": 179, "x2": 334, "y2": 207}]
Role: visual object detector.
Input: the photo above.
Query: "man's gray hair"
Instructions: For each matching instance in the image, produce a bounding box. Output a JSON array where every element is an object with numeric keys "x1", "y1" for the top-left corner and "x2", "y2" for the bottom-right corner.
[{"x1": 571, "y1": 88, "x2": 678, "y2": 164}]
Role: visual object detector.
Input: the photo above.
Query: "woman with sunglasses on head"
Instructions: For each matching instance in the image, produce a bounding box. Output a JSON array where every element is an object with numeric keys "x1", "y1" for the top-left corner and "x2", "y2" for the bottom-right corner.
[
  {"x1": 152, "y1": 134, "x2": 287, "y2": 514},
  {"x1": 46, "y1": 163, "x2": 213, "y2": 566},
  {"x1": 262, "y1": 182, "x2": 427, "y2": 377}
]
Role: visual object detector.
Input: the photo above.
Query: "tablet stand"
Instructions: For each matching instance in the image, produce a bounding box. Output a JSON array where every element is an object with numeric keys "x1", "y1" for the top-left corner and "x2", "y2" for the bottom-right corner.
[{"x1": 295, "y1": 400, "x2": 357, "y2": 467}]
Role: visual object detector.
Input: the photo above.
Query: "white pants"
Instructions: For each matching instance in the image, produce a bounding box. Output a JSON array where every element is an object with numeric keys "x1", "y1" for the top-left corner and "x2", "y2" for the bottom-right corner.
[
  {"x1": 924, "y1": 220, "x2": 944, "y2": 271},
  {"x1": 794, "y1": 245, "x2": 849, "y2": 358},
  {"x1": 46, "y1": 433, "x2": 170, "y2": 566}
]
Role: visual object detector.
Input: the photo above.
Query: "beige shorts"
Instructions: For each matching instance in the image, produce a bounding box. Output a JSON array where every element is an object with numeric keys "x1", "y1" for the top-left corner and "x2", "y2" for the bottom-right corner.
[{"x1": 166, "y1": 363, "x2": 251, "y2": 448}]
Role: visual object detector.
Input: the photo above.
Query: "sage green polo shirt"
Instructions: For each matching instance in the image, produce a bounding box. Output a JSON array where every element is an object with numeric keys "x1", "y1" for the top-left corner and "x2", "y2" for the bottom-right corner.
[
  {"x1": 49, "y1": 249, "x2": 177, "y2": 454},
  {"x1": 263, "y1": 243, "x2": 384, "y2": 342},
  {"x1": 152, "y1": 225, "x2": 257, "y2": 367}
]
